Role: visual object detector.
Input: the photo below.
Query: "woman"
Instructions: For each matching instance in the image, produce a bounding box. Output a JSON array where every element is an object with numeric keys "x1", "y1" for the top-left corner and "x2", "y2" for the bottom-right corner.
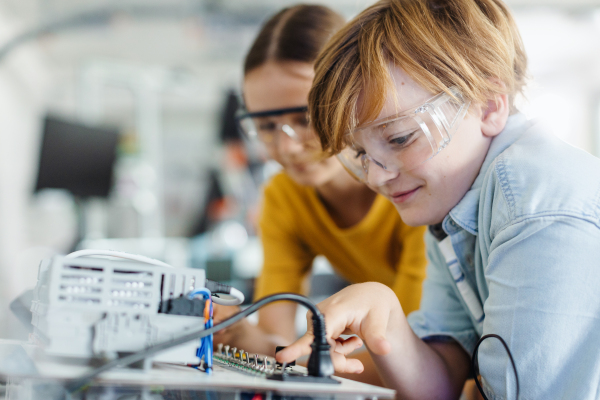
[{"x1": 214, "y1": 4, "x2": 427, "y2": 384}]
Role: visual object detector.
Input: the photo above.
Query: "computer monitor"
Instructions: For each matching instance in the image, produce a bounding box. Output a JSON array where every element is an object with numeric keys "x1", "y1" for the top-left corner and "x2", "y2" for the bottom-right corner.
[{"x1": 35, "y1": 115, "x2": 120, "y2": 198}]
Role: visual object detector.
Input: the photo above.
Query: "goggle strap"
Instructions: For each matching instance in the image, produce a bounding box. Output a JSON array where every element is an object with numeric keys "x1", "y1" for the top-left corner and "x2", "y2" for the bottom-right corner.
[{"x1": 236, "y1": 106, "x2": 308, "y2": 120}]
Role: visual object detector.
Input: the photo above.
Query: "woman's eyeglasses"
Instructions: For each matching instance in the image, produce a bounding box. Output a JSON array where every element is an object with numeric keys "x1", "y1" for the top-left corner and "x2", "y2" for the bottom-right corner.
[{"x1": 236, "y1": 106, "x2": 318, "y2": 148}]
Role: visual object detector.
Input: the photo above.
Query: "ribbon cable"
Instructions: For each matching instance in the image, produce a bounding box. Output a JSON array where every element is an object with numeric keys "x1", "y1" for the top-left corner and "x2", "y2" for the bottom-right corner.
[{"x1": 439, "y1": 237, "x2": 485, "y2": 324}]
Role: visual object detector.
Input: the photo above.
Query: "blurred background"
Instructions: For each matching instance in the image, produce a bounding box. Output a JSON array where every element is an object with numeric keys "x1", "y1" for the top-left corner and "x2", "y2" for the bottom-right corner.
[{"x1": 0, "y1": 0, "x2": 599, "y2": 339}]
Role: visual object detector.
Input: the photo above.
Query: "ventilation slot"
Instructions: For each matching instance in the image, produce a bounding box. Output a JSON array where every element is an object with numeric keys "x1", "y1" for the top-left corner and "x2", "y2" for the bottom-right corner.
[
  {"x1": 108, "y1": 270, "x2": 154, "y2": 309},
  {"x1": 58, "y1": 264, "x2": 104, "y2": 304}
]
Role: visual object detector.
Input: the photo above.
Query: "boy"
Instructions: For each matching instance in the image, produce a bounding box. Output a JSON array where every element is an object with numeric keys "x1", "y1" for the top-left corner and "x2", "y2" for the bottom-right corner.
[{"x1": 276, "y1": 0, "x2": 600, "y2": 398}]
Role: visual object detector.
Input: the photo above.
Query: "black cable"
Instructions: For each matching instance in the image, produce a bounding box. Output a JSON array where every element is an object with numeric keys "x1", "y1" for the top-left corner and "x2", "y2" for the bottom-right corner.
[
  {"x1": 66, "y1": 293, "x2": 328, "y2": 393},
  {"x1": 471, "y1": 334, "x2": 519, "y2": 400}
]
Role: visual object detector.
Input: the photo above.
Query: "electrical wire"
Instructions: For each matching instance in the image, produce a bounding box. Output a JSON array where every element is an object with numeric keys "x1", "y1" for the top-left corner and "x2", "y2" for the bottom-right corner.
[
  {"x1": 203, "y1": 301, "x2": 213, "y2": 373},
  {"x1": 65, "y1": 249, "x2": 173, "y2": 269},
  {"x1": 471, "y1": 334, "x2": 519, "y2": 400},
  {"x1": 66, "y1": 292, "x2": 324, "y2": 393},
  {"x1": 188, "y1": 288, "x2": 213, "y2": 374}
]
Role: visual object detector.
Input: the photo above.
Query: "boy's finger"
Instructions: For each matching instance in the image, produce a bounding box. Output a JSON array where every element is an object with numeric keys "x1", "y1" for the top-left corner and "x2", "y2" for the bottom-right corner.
[
  {"x1": 331, "y1": 351, "x2": 364, "y2": 374},
  {"x1": 361, "y1": 311, "x2": 392, "y2": 356},
  {"x1": 275, "y1": 333, "x2": 313, "y2": 363},
  {"x1": 332, "y1": 336, "x2": 363, "y2": 356}
]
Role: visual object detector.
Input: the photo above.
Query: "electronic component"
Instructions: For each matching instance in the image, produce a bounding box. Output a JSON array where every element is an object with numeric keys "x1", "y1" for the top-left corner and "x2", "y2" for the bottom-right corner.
[
  {"x1": 23, "y1": 254, "x2": 395, "y2": 400},
  {"x1": 213, "y1": 343, "x2": 338, "y2": 384},
  {"x1": 164, "y1": 296, "x2": 207, "y2": 317},
  {"x1": 29, "y1": 255, "x2": 339, "y2": 394},
  {"x1": 0, "y1": 340, "x2": 397, "y2": 400},
  {"x1": 30, "y1": 255, "x2": 209, "y2": 365},
  {"x1": 213, "y1": 343, "x2": 277, "y2": 376},
  {"x1": 211, "y1": 341, "x2": 337, "y2": 384}
]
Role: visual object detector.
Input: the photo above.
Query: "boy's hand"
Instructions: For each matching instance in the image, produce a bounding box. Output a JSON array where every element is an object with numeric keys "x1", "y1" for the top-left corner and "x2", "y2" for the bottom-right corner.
[{"x1": 275, "y1": 282, "x2": 403, "y2": 374}]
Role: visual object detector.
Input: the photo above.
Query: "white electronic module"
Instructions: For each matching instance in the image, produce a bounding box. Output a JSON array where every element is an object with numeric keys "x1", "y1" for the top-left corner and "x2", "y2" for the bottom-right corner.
[
  {"x1": 30, "y1": 255, "x2": 208, "y2": 365},
  {"x1": 0, "y1": 253, "x2": 397, "y2": 400}
]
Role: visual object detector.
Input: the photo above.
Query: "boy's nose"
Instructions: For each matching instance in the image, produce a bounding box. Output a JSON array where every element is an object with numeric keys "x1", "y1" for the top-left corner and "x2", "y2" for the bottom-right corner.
[{"x1": 367, "y1": 162, "x2": 399, "y2": 187}]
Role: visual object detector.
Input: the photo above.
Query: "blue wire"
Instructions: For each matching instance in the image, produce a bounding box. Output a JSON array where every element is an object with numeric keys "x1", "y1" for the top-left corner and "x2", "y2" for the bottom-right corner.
[
  {"x1": 188, "y1": 288, "x2": 211, "y2": 300},
  {"x1": 188, "y1": 288, "x2": 213, "y2": 374}
]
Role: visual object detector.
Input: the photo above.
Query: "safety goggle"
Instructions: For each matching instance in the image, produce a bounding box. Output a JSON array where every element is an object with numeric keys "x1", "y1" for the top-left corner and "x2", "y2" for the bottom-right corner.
[
  {"x1": 236, "y1": 106, "x2": 320, "y2": 149},
  {"x1": 337, "y1": 87, "x2": 470, "y2": 185}
]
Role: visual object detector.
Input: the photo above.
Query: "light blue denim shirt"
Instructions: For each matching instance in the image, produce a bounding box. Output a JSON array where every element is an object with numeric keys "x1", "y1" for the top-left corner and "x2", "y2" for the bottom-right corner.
[{"x1": 407, "y1": 113, "x2": 600, "y2": 399}]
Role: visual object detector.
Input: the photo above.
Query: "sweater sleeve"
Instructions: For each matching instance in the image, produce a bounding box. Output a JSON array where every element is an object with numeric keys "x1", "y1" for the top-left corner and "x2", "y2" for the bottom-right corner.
[{"x1": 253, "y1": 177, "x2": 315, "y2": 300}]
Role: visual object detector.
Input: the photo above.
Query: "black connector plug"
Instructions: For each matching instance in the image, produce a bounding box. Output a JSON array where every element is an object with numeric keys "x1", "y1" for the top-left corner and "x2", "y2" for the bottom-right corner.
[
  {"x1": 269, "y1": 322, "x2": 339, "y2": 384},
  {"x1": 307, "y1": 313, "x2": 335, "y2": 378}
]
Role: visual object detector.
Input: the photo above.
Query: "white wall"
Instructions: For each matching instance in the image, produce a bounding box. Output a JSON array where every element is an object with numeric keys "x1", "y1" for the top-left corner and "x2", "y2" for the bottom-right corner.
[
  {"x1": 517, "y1": 9, "x2": 600, "y2": 156},
  {"x1": 0, "y1": 6, "x2": 52, "y2": 339}
]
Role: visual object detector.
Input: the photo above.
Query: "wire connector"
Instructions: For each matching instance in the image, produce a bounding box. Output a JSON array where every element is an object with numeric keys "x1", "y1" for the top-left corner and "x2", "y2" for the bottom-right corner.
[
  {"x1": 307, "y1": 313, "x2": 334, "y2": 378},
  {"x1": 205, "y1": 279, "x2": 245, "y2": 306}
]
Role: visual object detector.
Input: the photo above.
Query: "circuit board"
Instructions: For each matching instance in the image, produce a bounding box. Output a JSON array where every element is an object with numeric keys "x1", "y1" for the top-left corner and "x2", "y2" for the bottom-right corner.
[
  {"x1": 0, "y1": 340, "x2": 396, "y2": 400},
  {"x1": 212, "y1": 344, "x2": 276, "y2": 377},
  {"x1": 209, "y1": 343, "x2": 340, "y2": 384}
]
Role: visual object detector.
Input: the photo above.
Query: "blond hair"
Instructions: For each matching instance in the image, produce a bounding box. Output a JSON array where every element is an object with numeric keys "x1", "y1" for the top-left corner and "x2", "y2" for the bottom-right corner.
[{"x1": 309, "y1": 0, "x2": 528, "y2": 154}]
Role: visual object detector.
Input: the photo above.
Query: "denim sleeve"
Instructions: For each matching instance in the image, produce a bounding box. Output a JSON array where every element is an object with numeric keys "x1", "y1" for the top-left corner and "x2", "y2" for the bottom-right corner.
[
  {"x1": 479, "y1": 216, "x2": 600, "y2": 400},
  {"x1": 407, "y1": 232, "x2": 479, "y2": 355}
]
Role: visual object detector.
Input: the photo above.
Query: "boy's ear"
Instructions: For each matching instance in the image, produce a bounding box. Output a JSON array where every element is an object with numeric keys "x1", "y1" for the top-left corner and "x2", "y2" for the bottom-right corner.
[{"x1": 480, "y1": 92, "x2": 509, "y2": 138}]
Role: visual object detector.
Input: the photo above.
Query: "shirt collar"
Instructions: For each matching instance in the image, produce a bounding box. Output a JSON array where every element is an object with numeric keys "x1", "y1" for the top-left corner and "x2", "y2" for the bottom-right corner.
[{"x1": 444, "y1": 113, "x2": 533, "y2": 236}]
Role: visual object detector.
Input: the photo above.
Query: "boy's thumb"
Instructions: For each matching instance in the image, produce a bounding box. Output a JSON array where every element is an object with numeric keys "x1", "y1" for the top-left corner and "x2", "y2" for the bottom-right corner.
[{"x1": 365, "y1": 334, "x2": 392, "y2": 355}]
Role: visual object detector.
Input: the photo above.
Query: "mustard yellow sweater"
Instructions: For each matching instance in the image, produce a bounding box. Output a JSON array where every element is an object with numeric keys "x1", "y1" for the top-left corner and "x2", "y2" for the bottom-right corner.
[{"x1": 254, "y1": 172, "x2": 427, "y2": 315}]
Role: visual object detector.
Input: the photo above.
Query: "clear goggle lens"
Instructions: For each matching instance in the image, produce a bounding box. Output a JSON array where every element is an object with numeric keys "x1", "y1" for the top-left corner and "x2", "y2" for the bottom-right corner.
[
  {"x1": 337, "y1": 87, "x2": 470, "y2": 185},
  {"x1": 237, "y1": 106, "x2": 319, "y2": 149}
]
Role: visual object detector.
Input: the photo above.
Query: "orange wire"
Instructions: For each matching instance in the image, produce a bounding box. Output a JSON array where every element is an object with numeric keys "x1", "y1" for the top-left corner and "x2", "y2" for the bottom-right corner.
[{"x1": 204, "y1": 298, "x2": 210, "y2": 322}]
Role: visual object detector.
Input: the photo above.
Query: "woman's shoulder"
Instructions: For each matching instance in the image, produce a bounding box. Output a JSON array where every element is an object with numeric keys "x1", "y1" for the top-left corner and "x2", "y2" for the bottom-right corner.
[{"x1": 264, "y1": 171, "x2": 299, "y2": 190}]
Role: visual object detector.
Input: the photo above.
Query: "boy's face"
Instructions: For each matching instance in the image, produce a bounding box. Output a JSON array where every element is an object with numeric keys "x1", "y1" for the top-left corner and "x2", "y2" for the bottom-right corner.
[{"x1": 353, "y1": 67, "x2": 493, "y2": 226}]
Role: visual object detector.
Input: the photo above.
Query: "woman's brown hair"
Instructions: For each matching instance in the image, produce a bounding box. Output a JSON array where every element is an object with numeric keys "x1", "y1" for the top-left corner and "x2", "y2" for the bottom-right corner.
[
  {"x1": 243, "y1": 4, "x2": 345, "y2": 75},
  {"x1": 309, "y1": 0, "x2": 528, "y2": 154}
]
